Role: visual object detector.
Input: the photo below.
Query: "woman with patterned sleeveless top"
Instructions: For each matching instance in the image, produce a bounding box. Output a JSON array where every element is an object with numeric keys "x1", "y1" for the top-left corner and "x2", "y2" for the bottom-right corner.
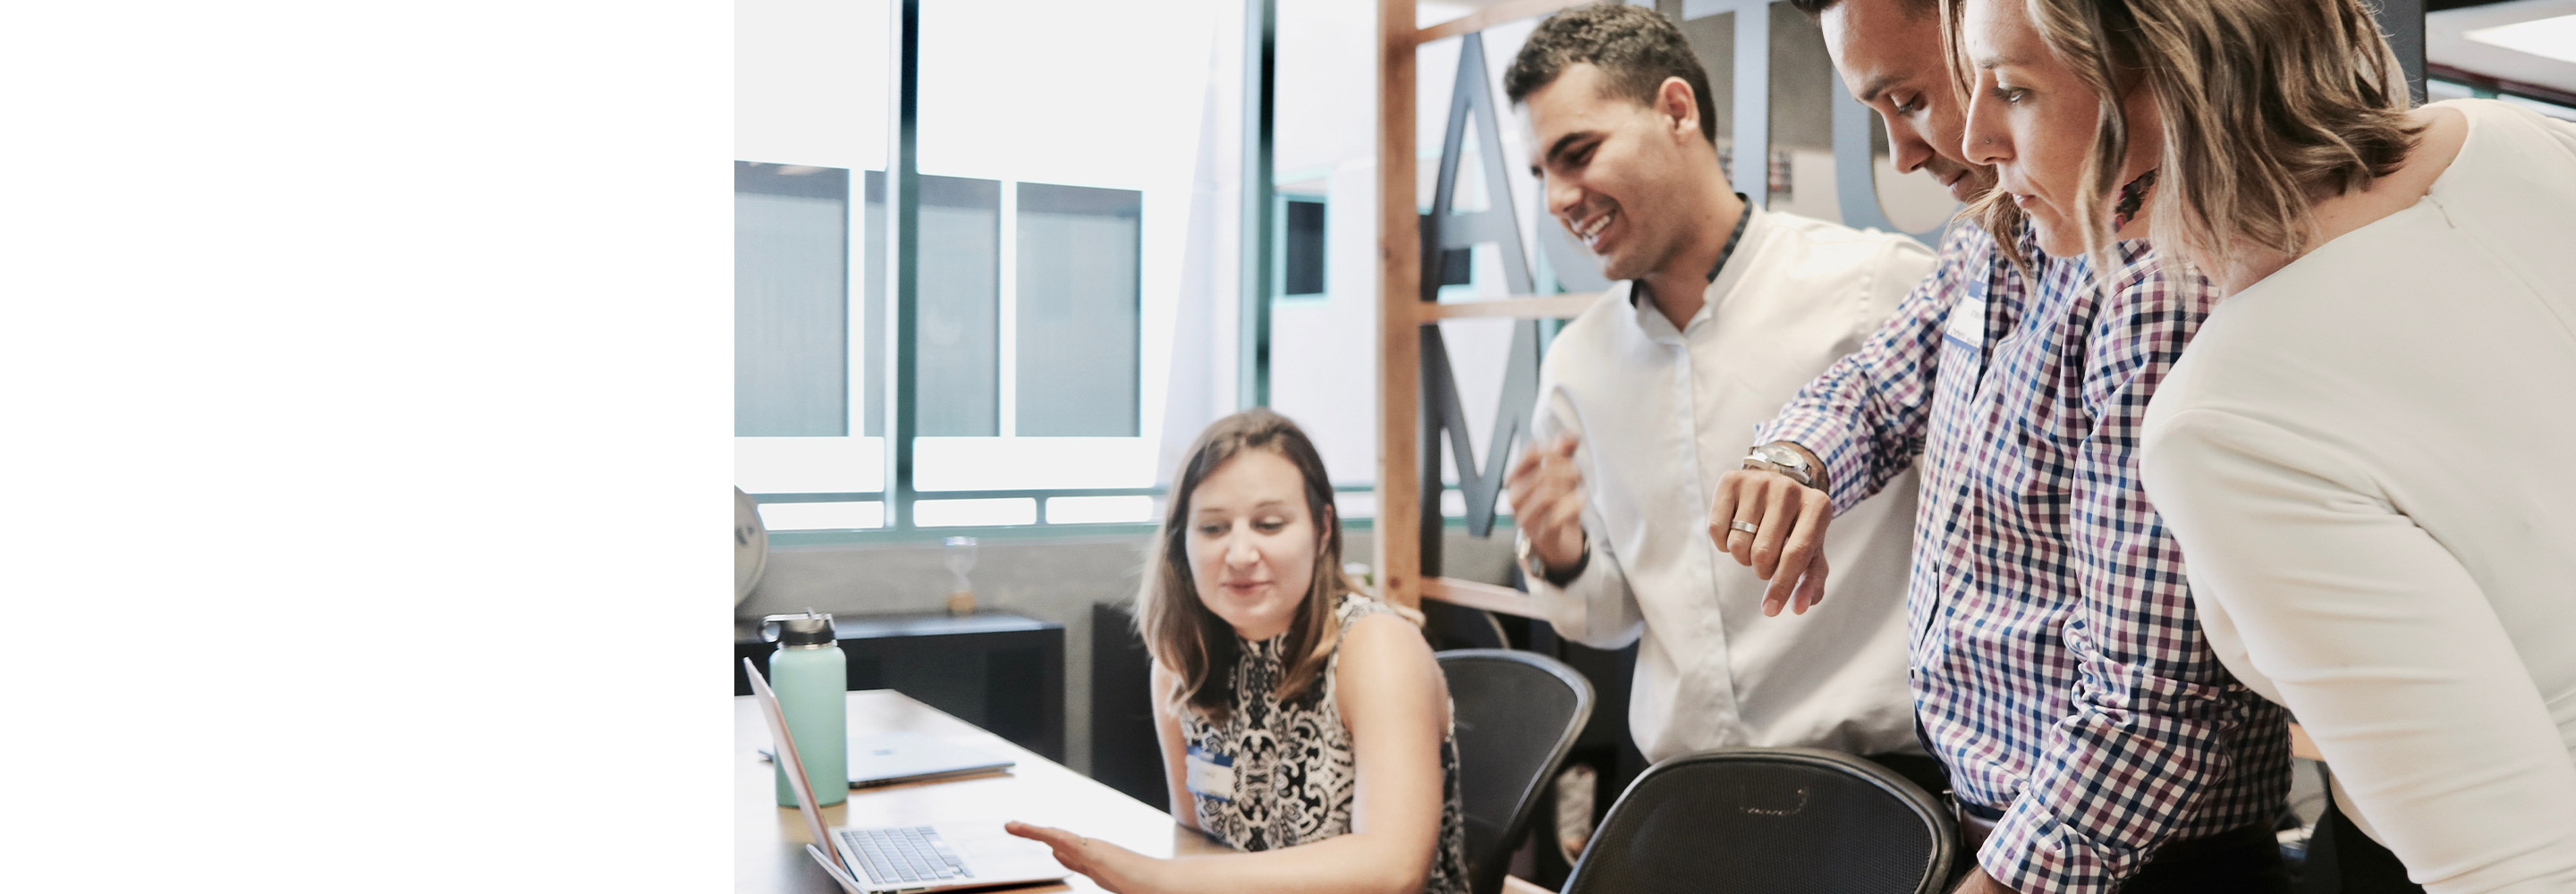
[{"x1": 1007, "y1": 409, "x2": 1469, "y2": 894}]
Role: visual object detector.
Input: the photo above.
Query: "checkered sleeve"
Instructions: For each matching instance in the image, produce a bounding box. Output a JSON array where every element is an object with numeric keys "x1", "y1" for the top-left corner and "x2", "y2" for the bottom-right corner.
[
  {"x1": 1751, "y1": 224, "x2": 1986, "y2": 516},
  {"x1": 1979, "y1": 259, "x2": 2290, "y2": 894}
]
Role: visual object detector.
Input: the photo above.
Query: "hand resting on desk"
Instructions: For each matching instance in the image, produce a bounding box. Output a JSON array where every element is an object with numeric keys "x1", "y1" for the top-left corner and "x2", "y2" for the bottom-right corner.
[{"x1": 1005, "y1": 822, "x2": 1157, "y2": 893}]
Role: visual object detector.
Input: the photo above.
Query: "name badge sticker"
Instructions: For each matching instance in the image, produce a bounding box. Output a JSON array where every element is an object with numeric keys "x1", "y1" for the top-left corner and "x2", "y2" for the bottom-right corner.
[
  {"x1": 1943, "y1": 277, "x2": 1989, "y2": 351},
  {"x1": 1185, "y1": 746, "x2": 1236, "y2": 802}
]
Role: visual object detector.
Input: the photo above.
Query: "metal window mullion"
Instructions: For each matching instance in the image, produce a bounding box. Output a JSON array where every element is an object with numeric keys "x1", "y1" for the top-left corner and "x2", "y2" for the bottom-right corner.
[
  {"x1": 1239, "y1": 0, "x2": 1277, "y2": 409},
  {"x1": 886, "y1": 0, "x2": 922, "y2": 531},
  {"x1": 998, "y1": 180, "x2": 1019, "y2": 438}
]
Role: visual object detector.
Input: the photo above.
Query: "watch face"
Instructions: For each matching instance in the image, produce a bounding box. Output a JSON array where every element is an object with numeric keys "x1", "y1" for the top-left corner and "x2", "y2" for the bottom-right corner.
[{"x1": 1762, "y1": 445, "x2": 1804, "y2": 470}]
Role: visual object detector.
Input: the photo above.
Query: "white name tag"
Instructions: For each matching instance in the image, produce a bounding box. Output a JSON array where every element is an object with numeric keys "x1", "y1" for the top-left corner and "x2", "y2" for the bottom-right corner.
[
  {"x1": 1185, "y1": 746, "x2": 1235, "y2": 802},
  {"x1": 1944, "y1": 285, "x2": 1988, "y2": 350}
]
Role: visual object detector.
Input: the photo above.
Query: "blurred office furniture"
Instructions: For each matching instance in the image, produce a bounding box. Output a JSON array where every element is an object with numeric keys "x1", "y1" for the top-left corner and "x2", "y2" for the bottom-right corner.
[
  {"x1": 1520, "y1": 626, "x2": 1648, "y2": 889},
  {"x1": 736, "y1": 689, "x2": 1227, "y2": 893},
  {"x1": 1558, "y1": 746, "x2": 1954, "y2": 894},
  {"x1": 1438, "y1": 649, "x2": 1594, "y2": 894},
  {"x1": 1089, "y1": 601, "x2": 1165, "y2": 806},
  {"x1": 733, "y1": 612, "x2": 1064, "y2": 762},
  {"x1": 1422, "y1": 598, "x2": 1511, "y2": 652},
  {"x1": 1095, "y1": 595, "x2": 1645, "y2": 891},
  {"x1": 735, "y1": 486, "x2": 768, "y2": 607}
]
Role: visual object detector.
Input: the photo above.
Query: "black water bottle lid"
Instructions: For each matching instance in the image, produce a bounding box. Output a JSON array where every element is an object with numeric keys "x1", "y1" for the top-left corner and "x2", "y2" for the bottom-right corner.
[{"x1": 761, "y1": 610, "x2": 837, "y2": 647}]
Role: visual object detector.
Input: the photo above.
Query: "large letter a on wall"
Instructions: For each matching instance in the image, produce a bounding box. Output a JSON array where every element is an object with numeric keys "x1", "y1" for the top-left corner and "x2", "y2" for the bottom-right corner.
[{"x1": 1415, "y1": 34, "x2": 1543, "y2": 575}]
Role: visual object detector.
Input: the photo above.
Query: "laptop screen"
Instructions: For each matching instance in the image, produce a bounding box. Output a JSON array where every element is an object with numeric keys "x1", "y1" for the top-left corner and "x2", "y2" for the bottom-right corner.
[{"x1": 745, "y1": 658, "x2": 861, "y2": 890}]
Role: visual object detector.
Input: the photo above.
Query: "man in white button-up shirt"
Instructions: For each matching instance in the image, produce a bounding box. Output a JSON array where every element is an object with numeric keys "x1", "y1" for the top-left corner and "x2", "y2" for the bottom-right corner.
[{"x1": 1500, "y1": 4, "x2": 1931, "y2": 771}]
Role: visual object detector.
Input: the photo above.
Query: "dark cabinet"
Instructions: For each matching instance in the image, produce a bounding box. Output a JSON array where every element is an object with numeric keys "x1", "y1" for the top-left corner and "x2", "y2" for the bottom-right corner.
[{"x1": 735, "y1": 612, "x2": 1066, "y2": 763}]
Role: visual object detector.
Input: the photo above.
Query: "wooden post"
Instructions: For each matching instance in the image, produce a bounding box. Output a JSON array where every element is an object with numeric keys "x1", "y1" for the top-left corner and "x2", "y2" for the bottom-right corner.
[{"x1": 1376, "y1": 0, "x2": 1421, "y2": 611}]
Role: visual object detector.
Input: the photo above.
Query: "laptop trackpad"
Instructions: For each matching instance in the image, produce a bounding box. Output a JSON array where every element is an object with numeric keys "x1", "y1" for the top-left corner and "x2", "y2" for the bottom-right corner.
[{"x1": 933, "y1": 821, "x2": 1070, "y2": 884}]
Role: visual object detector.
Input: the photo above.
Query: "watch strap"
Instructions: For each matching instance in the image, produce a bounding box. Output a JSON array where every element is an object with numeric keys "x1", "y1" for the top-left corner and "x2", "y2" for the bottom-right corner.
[{"x1": 1543, "y1": 532, "x2": 1590, "y2": 587}]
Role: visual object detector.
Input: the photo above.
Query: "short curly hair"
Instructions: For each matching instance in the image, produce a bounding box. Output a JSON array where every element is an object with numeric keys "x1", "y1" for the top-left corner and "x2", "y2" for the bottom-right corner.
[{"x1": 1504, "y1": 2, "x2": 1717, "y2": 145}]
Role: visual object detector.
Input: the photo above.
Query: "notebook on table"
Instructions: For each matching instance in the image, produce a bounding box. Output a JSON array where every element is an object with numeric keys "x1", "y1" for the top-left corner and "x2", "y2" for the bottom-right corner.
[{"x1": 747, "y1": 658, "x2": 1070, "y2": 893}]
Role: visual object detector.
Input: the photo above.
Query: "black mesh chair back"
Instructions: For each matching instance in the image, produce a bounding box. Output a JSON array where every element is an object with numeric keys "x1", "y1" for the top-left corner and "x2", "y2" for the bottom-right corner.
[
  {"x1": 1436, "y1": 649, "x2": 1595, "y2": 894},
  {"x1": 1562, "y1": 746, "x2": 1954, "y2": 894}
]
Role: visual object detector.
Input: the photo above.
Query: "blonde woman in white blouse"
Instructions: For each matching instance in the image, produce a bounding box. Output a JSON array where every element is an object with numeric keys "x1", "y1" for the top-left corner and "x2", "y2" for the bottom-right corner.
[{"x1": 1940, "y1": 0, "x2": 2576, "y2": 891}]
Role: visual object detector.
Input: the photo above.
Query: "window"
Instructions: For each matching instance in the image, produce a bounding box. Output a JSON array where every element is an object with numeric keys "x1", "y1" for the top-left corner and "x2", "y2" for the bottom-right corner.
[
  {"x1": 736, "y1": 163, "x2": 852, "y2": 439},
  {"x1": 1016, "y1": 183, "x2": 1142, "y2": 437},
  {"x1": 734, "y1": 0, "x2": 1244, "y2": 537},
  {"x1": 1282, "y1": 198, "x2": 1326, "y2": 297},
  {"x1": 733, "y1": 0, "x2": 890, "y2": 528},
  {"x1": 916, "y1": 175, "x2": 1002, "y2": 437}
]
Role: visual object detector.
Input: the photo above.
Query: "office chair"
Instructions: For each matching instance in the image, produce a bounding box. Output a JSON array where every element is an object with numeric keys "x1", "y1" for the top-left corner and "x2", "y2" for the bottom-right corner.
[
  {"x1": 1422, "y1": 598, "x2": 1512, "y2": 652},
  {"x1": 1436, "y1": 649, "x2": 1595, "y2": 894},
  {"x1": 1560, "y1": 746, "x2": 1955, "y2": 894}
]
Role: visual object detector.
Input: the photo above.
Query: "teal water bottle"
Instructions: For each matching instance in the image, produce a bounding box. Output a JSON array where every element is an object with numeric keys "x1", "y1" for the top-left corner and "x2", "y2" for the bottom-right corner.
[{"x1": 765, "y1": 611, "x2": 847, "y2": 807}]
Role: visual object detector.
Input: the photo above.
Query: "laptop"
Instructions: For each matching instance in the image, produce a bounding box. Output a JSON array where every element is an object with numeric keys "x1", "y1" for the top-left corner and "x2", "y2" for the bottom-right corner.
[
  {"x1": 747, "y1": 658, "x2": 1072, "y2": 894},
  {"x1": 759, "y1": 731, "x2": 1017, "y2": 789},
  {"x1": 847, "y1": 731, "x2": 1014, "y2": 789}
]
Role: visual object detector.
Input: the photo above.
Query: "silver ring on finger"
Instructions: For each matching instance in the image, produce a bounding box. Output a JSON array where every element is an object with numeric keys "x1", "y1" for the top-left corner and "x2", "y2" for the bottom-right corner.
[{"x1": 1730, "y1": 519, "x2": 1759, "y2": 536}]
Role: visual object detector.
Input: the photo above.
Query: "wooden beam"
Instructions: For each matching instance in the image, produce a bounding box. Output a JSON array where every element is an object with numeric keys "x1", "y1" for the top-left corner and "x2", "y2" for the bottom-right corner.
[
  {"x1": 1417, "y1": 292, "x2": 1603, "y2": 322},
  {"x1": 1422, "y1": 577, "x2": 1546, "y2": 619},
  {"x1": 1377, "y1": 0, "x2": 1424, "y2": 611},
  {"x1": 1416, "y1": 0, "x2": 1592, "y2": 45}
]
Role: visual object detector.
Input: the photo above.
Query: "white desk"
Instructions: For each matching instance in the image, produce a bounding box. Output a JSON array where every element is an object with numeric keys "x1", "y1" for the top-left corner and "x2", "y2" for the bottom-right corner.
[{"x1": 736, "y1": 689, "x2": 1230, "y2": 892}]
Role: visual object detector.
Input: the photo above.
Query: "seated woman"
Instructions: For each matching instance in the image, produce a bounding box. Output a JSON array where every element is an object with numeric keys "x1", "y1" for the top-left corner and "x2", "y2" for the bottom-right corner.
[
  {"x1": 1008, "y1": 409, "x2": 1469, "y2": 894},
  {"x1": 1943, "y1": 0, "x2": 2576, "y2": 890}
]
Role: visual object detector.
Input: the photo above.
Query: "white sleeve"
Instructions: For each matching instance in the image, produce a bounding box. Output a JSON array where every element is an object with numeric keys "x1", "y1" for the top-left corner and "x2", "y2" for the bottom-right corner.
[
  {"x1": 1521, "y1": 382, "x2": 1644, "y2": 651},
  {"x1": 2142, "y1": 408, "x2": 2576, "y2": 893}
]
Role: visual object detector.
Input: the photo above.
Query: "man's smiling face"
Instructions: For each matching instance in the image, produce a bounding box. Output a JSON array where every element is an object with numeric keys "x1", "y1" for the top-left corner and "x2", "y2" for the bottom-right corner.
[{"x1": 1522, "y1": 63, "x2": 1706, "y2": 283}]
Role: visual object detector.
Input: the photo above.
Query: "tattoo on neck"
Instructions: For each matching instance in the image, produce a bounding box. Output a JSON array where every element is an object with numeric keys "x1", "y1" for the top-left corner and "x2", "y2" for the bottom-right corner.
[{"x1": 2111, "y1": 168, "x2": 2158, "y2": 232}]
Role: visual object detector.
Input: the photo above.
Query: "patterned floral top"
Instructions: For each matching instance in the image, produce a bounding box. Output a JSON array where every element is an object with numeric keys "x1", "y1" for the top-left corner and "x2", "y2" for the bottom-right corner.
[{"x1": 1178, "y1": 594, "x2": 1469, "y2": 894}]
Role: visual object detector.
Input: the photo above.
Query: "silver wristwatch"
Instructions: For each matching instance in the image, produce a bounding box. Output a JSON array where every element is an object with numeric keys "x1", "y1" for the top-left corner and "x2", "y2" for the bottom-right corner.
[
  {"x1": 1742, "y1": 443, "x2": 1818, "y2": 489},
  {"x1": 1516, "y1": 527, "x2": 1589, "y2": 587}
]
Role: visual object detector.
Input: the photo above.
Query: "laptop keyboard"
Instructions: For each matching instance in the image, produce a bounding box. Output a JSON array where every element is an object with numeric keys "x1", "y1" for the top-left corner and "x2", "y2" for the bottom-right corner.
[{"x1": 843, "y1": 825, "x2": 970, "y2": 886}]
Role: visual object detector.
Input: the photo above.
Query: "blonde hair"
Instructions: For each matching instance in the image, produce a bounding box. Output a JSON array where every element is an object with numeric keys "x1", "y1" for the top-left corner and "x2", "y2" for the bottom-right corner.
[
  {"x1": 1940, "y1": 0, "x2": 2420, "y2": 277},
  {"x1": 1138, "y1": 409, "x2": 1358, "y2": 724}
]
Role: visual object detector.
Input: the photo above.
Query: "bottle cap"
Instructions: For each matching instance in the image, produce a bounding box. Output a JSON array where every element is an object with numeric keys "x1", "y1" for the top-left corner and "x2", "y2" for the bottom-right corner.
[{"x1": 760, "y1": 610, "x2": 837, "y2": 648}]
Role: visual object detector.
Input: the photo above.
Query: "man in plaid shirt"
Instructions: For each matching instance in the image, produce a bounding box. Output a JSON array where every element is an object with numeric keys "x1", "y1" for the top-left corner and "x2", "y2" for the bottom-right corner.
[{"x1": 1715, "y1": 2, "x2": 2292, "y2": 891}]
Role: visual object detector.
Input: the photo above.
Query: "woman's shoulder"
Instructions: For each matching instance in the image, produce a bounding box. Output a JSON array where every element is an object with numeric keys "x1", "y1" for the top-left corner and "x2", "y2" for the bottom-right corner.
[
  {"x1": 1329, "y1": 595, "x2": 1434, "y2": 665},
  {"x1": 1334, "y1": 595, "x2": 1431, "y2": 645},
  {"x1": 1326, "y1": 595, "x2": 1449, "y2": 727},
  {"x1": 1333, "y1": 591, "x2": 1394, "y2": 623},
  {"x1": 2425, "y1": 99, "x2": 2576, "y2": 212},
  {"x1": 2431, "y1": 97, "x2": 2572, "y2": 150}
]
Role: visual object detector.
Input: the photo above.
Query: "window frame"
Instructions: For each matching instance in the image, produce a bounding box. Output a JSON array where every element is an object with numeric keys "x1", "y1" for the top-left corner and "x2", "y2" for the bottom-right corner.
[
  {"x1": 740, "y1": 0, "x2": 1241, "y2": 544},
  {"x1": 737, "y1": 0, "x2": 1519, "y2": 546}
]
